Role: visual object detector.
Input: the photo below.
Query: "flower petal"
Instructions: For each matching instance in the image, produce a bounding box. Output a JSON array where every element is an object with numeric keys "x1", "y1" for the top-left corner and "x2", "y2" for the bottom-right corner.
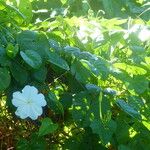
[
  {"x1": 28, "y1": 105, "x2": 40, "y2": 120},
  {"x1": 22, "y1": 85, "x2": 38, "y2": 98},
  {"x1": 31, "y1": 93, "x2": 47, "y2": 107},
  {"x1": 12, "y1": 92, "x2": 26, "y2": 107},
  {"x1": 15, "y1": 106, "x2": 29, "y2": 119}
]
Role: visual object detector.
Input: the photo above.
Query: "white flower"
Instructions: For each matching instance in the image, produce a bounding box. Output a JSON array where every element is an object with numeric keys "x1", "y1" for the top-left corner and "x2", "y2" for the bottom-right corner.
[
  {"x1": 138, "y1": 28, "x2": 150, "y2": 42},
  {"x1": 12, "y1": 85, "x2": 47, "y2": 120}
]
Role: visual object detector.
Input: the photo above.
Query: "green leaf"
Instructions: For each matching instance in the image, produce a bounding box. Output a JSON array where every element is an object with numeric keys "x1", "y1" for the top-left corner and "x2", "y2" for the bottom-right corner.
[
  {"x1": 0, "y1": 67, "x2": 11, "y2": 91},
  {"x1": 115, "y1": 118, "x2": 130, "y2": 144},
  {"x1": 39, "y1": 118, "x2": 58, "y2": 136},
  {"x1": 6, "y1": 43, "x2": 19, "y2": 58},
  {"x1": 104, "y1": 88, "x2": 117, "y2": 96},
  {"x1": 127, "y1": 76, "x2": 149, "y2": 94},
  {"x1": 10, "y1": 62, "x2": 28, "y2": 84},
  {"x1": 17, "y1": 133, "x2": 47, "y2": 150},
  {"x1": 47, "y1": 50, "x2": 70, "y2": 71},
  {"x1": 0, "y1": 55, "x2": 11, "y2": 66},
  {"x1": 32, "y1": 65, "x2": 47, "y2": 82},
  {"x1": 116, "y1": 99, "x2": 141, "y2": 120},
  {"x1": 64, "y1": 46, "x2": 80, "y2": 57},
  {"x1": 0, "y1": 47, "x2": 11, "y2": 66},
  {"x1": 90, "y1": 57, "x2": 110, "y2": 79},
  {"x1": 101, "y1": 0, "x2": 114, "y2": 17},
  {"x1": 17, "y1": 138, "x2": 29, "y2": 150},
  {"x1": 17, "y1": 31, "x2": 50, "y2": 59},
  {"x1": 0, "y1": 1, "x2": 25, "y2": 25},
  {"x1": 113, "y1": 63, "x2": 147, "y2": 75},
  {"x1": 47, "y1": 92, "x2": 64, "y2": 115},
  {"x1": 71, "y1": 60, "x2": 93, "y2": 83},
  {"x1": 0, "y1": 47, "x2": 5, "y2": 55},
  {"x1": 18, "y1": 0, "x2": 32, "y2": 24},
  {"x1": 60, "y1": 93, "x2": 73, "y2": 109},
  {"x1": 20, "y1": 50, "x2": 42, "y2": 69},
  {"x1": 72, "y1": 92, "x2": 94, "y2": 127},
  {"x1": 90, "y1": 119, "x2": 117, "y2": 144},
  {"x1": 85, "y1": 83, "x2": 101, "y2": 94},
  {"x1": 118, "y1": 145, "x2": 131, "y2": 150}
]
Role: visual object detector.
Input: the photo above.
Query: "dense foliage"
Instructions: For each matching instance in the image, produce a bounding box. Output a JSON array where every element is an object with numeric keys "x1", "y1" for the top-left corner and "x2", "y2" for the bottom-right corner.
[{"x1": 0, "y1": 0, "x2": 150, "y2": 149}]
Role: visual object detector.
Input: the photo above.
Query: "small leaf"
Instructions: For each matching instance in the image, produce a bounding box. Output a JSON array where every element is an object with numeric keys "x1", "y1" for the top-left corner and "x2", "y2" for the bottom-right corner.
[
  {"x1": 39, "y1": 118, "x2": 58, "y2": 136},
  {"x1": 6, "y1": 43, "x2": 19, "y2": 58},
  {"x1": 20, "y1": 50, "x2": 42, "y2": 69},
  {"x1": 104, "y1": 88, "x2": 117, "y2": 96}
]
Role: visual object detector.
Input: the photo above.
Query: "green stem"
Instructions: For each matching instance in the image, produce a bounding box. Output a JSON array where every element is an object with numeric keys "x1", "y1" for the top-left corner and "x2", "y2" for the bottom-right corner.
[{"x1": 98, "y1": 91, "x2": 103, "y2": 120}]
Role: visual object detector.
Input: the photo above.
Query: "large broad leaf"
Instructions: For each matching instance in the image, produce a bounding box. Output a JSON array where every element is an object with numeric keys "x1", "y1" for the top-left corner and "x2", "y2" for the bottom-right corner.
[
  {"x1": 116, "y1": 99, "x2": 141, "y2": 120},
  {"x1": 90, "y1": 119, "x2": 117, "y2": 144},
  {"x1": 17, "y1": 31, "x2": 50, "y2": 59},
  {"x1": 47, "y1": 50, "x2": 69, "y2": 71},
  {"x1": 32, "y1": 65, "x2": 47, "y2": 82},
  {"x1": 10, "y1": 62, "x2": 28, "y2": 85},
  {"x1": 39, "y1": 118, "x2": 58, "y2": 136},
  {"x1": 72, "y1": 91, "x2": 100, "y2": 127},
  {"x1": 20, "y1": 50, "x2": 42, "y2": 69},
  {"x1": 0, "y1": 67, "x2": 11, "y2": 91},
  {"x1": 72, "y1": 92, "x2": 92, "y2": 127}
]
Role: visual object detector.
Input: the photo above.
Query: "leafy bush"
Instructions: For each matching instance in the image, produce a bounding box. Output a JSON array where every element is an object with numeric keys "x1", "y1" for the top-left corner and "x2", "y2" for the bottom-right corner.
[{"x1": 0, "y1": 0, "x2": 150, "y2": 149}]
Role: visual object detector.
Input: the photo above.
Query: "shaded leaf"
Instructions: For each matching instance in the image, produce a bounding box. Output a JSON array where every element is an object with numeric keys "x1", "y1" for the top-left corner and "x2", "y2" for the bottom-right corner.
[
  {"x1": 39, "y1": 118, "x2": 58, "y2": 136},
  {"x1": 0, "y1": 67, "x2": 11, "y2": 91}
]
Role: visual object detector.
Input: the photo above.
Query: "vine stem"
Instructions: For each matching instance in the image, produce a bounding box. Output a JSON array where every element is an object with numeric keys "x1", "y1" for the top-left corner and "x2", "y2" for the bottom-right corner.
[
  {"x1": 98, "y1": 91, "x2": 103, "y2": 120},
  {"x1": 48, "y1": 71, "x2": 68, "y2": 86}
]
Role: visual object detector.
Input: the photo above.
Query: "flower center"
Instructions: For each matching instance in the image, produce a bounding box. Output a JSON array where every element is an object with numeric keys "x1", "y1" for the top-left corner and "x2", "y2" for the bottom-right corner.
[{"x1": 26, "y1": 99, "x2": 32, "y2": 104}]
